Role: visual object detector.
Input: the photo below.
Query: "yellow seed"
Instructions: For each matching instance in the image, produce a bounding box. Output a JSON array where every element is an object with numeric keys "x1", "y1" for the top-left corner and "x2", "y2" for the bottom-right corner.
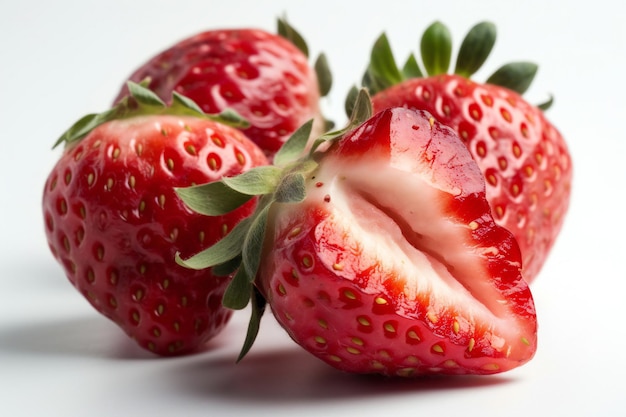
[
  {"x1": 159, "y1": 194, "x2": 166, "y2": 208},
  {"x1": 329, "y1": 355, "x2": 342, "y2": 362},
  {"x1": 346, "y1": 347, "x2": 360, "y2": 355},
  {"x1": 427, "y1": 312, "x2": 439, "y2": 323},
  {"x1": 379, "y1": 350, "x2": 391, "y2": 359},
  {"x1": 375, "y1": 297, "x2": 388, "y2": 305},
  {"x1": 429, "y1": 117, "x2": 435, "y2": 127},
  {"x1": 521, "y1": 337, "x2": 530, "y2": 346},
  {"x1": 167, "y1": 158, "x2": 174, "y2": 171},
  {"x1": 453, "y1": 321, "x2": 460, "y2": 334},
  {"x1": 277, "y1": 283, "x2": 286, "y2": 296},
  {"x1": 87, "y1": 172, "x2": 95, "y2": 186},
  {"x1": 343, "y1": 290, "x2": 356, "y2": 300},
  {"x1": 314, "y1": 336, "x2": 326, "y2": 344},
  {"x1": 469, "y1": 221, "x2": 479, "y2": 231},
  {"x1": 128, "y1": 175, "x2": 136, "y2": 189},
  {"x1": 351, "y1": 337, "x2": 364, "y2": 346},
  {"x1": 289, "y1": 226, "x2": 302, "y2": 237},
  {"x1": 432, "y1": 344, "x2": 444, "y2": 354},
  {"x1": 444, "y1": 360, "x2": 458, "y2": 368},
  {"x1": 482, "y1": 363, "x2": 500, "y2": 371},
  {"x1": 332, "y1": 263, "x2": 343, "y2": 271},
  {"x1": 358, "y1": 316, "x2": 371, "y2": 327},
  {"x1": 468, "y1": 338, "x2": 476, "y2": 352},
  {"x1": 156, "y1": 304, "x2": 165, "y2": 316},
  {"x1": 384, "y1": 322, "x2": 396, "y2": 333},
  {"x1": 318, "y1": 319, "x2": 328, "y2": 329},
  {"x1": 407, "y1": 330, "x2": 420, "y2": 341},
  {"x1": 112, "y1": 148, "x2": 121, "y2": 160}
]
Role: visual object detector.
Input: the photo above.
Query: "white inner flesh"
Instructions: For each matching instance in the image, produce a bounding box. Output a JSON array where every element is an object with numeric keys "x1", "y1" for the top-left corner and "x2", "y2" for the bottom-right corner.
[{"x1": 309, "y1": 158, "x2": 516, "y2": 331}]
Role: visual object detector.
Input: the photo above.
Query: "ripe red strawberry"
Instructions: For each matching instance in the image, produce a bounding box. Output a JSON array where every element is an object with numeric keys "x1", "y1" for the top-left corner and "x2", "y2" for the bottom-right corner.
[
  {"x1": 352, "y1": 21, "x2": 572, "y2": 282},
  {"x1": 43, "y1": 83, "x2": 268, "y2": 356},
  {"x1": 113, "y1": 18, "x2": 332, "y2": 159},
  {"x1": 177, "y1": 93, "x2": 537, "y2": 376}
]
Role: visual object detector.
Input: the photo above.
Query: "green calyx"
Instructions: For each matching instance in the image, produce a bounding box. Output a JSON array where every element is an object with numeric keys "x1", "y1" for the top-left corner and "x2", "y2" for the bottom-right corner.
[
  {"x1": 175, "y1": 88, "x2": 373, "y2": 361},
  {"x1": 349, "y1": 21, "x2": 551, "y2": 114},
  {"x1": 53, "y1": 80, "x2": 249, "y2": 149}
]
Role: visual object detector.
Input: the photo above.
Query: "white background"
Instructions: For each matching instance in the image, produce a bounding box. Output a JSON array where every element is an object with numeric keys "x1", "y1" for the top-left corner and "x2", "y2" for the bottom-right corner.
[{"x1": 1, "y1": 0, "x2": 624, "y2": 415}]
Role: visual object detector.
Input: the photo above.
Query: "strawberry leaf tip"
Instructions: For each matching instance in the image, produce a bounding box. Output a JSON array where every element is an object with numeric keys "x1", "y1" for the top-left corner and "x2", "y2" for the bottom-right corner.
[{"x1": 54, "y1": 81, "x2": 249, "y2": 149}]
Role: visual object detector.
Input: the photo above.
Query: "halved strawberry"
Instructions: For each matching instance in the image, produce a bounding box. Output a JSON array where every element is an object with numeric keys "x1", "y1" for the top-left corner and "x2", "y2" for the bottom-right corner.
[
  {"x1": 43, "y1": 83, "x2": 268, "y2": 355},
  {"x1": 349, "y1": 21, "x2": 572, "y2": 282},
  {"x1": 113, "y1": 18, "x2": 332, "y2": 159},
  {"x1": 177, "y1": 92, "x2": 537, "y2": 376}
]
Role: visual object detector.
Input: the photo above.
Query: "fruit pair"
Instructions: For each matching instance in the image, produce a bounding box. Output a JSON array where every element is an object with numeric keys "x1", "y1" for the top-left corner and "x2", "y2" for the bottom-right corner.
[{"x1": 43, "y1": 20, "x2": 327, "y2": 355}]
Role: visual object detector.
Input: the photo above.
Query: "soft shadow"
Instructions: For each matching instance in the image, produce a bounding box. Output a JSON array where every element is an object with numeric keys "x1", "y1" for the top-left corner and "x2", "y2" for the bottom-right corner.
[
  {"x1": 168, "y1": 347, "x2": 515, "y2": 403},
  {"x1": 0, "y1": 315, "x2": 156, "y2": 360}
]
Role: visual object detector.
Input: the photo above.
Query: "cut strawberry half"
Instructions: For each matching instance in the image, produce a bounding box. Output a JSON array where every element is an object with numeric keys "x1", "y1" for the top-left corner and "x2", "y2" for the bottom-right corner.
[{"x1": 176, "y1": 91, "x2": 537, "y2": 376}]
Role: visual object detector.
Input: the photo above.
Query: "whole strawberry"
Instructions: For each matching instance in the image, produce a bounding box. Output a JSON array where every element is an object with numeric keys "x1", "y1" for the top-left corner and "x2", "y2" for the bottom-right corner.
[
  {"x1": 43, "y1": 83, "x2": 268, "y2": 355},
  {"x1": 350, "y1": 21, "x2": 572, "y2": 282},
  {"x1": 177, "y1": 92, "x2": 537, "y2": 376},
  {"x1": 113, "y1": 18, "x2": 332, "y2": 159}
]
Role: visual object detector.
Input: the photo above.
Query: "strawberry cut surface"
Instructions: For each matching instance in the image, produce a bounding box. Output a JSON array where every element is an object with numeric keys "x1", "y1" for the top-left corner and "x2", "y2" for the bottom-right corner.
[{"x1": 257, "y1": 108, "x2": 537, "y2": 375}]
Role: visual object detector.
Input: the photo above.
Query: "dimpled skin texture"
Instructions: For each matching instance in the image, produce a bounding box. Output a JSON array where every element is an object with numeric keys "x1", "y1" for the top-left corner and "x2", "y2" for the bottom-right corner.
[
  {"x1": 114, "y1": 29, "x2": 323, "y2": 157},
  {"x1": 372, "y1": 75, "x2": 572, "y2": 282},
  {"x1": 43, "y1": 115, "x2": 268, "y2": 355}
]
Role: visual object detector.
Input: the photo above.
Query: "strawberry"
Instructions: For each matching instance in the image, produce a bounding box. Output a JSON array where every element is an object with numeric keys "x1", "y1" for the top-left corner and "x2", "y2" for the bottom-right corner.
[
  {"x1": 349, "y1": 21, "x2": 572, "y2": 282},
  {"x1": 177, "y1": 91, "x2": 537, "y2": 376},
  {"x1": 113, "y1": 18, "x2": 332, "y2": 159},
  {"x1": 42, "y1": 82, "x2": 268, "y2": 356}
]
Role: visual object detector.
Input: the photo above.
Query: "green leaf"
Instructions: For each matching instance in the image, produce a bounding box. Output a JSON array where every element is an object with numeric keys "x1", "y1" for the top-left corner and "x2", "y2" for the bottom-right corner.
[
  {"x1": 421, "y1": 21, "x2": 452, "y2": 76},
  {"x1": 236, "y1": 287, "x2": 267, "y2": 362},
  {"x1": 402, "y1": 53, "x2": 423, "y2": 79},
  {"x1": 273, "y1": 119, "x2": 314, "y2": 167},
  {"x1": 486, "y1": 62, "x2": 538, "y2": 94},
  {"x1": 175, "y1": 181, "x2": 253, "y2": 216},
  {"x1": 348, "y1": 88, "x2": 373, "y2": 126},
  {"x1": 127, "y1": 81, "x2": 166, "y2": 107},
  {"x1": 277, "y1": 17, "x2": 309, "y2": 57},
  {"x1": 241, "y1": 201, "x2": 272, "y2": 279},
  {"x1": 175, "y1": 217, "x2": 252, "y2": 270},
  {"x1": 454, "y1": 21, "x2": 497, "y2": 77},
  {"x1": 344, "y1": 85, "x2": 359, "y2": 119},
  {"x1": 221, "y1": 165, "x2": 283, "y2": 195},
  {"x1": 171, "y1": 91, "x2": 206, "y2": 116},
  {"x1": 274, "y1": 172, "x2": 307, "y2": 203},
  {"x1": 537, "y1": 94, "x2": 554, "y2": 111},
  {"x1": 314, "y1": 53, "x2": 333, "y2": 97},
  {"x1": 213, "y1": 108, "x2": 250, "y2": 129},
  {"x1": 368, "y1": 33, "x2": 403, "y2": 92},
  {"x1": 222, "y1": 267, "x2": 252, "y2": 310},
  {"x1": 211, "y1": 255, "x2": 242, "y2": 276}
]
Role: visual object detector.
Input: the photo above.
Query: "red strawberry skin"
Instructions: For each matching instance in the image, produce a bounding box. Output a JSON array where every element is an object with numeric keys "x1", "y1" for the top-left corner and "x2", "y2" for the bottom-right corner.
[
  {"x1": 257, "y1": 107, "x2": 537, "y2": 376},
  {"x1": 43, "y1": 115, "x2": 267, "y2": 355},
  {"x1": 114, "y1": 29, "x2": 323, "y2": 157},
  {"x1": 371, "y1": 75, "x2": 572, "y2": 282}
]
